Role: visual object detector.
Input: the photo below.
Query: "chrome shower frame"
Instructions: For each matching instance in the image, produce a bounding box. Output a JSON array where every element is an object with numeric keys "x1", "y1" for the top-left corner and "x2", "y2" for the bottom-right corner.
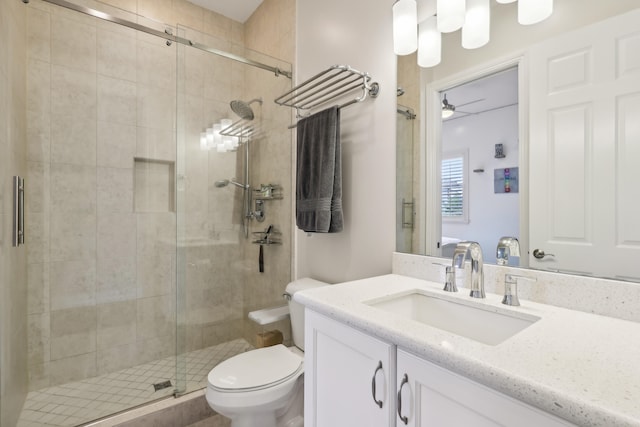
[{"x1": 30, "y1": 0, "x2": 292, "y2": 79}]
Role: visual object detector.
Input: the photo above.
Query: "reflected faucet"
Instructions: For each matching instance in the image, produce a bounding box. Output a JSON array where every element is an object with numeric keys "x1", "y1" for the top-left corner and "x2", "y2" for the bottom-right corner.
[
  {"x1": 496, "y1": 236, "x2": 521, "y2": 266},
  {"x1": 452, "y1": 242, "x2": 485, "y2": 298}
]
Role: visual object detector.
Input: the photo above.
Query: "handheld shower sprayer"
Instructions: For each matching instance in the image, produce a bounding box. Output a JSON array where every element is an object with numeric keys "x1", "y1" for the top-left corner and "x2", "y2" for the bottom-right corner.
[{"x1": 214, "y1": 179, "x2": 248, "y2": 190}]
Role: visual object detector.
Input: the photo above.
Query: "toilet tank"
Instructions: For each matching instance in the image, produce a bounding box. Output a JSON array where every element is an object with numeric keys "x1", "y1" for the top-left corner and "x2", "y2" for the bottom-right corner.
[{"x1": 285, "y1": 278, "x2": 328, "y2": 351}]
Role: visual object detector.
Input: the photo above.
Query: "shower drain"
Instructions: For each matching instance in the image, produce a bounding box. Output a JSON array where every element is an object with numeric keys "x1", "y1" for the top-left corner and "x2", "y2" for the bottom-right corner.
[{"x1": 153, "y1": 380, "x2": 173, "y2": 392}]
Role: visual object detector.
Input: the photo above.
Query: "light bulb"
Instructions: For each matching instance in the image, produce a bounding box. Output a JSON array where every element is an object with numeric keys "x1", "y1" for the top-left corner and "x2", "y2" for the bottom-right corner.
[
  {"x1": 220, "y1": 118, "x2": 232, "y2": 129},
  {"x1": 393, "y1": 0, "x2": 418, "y2": 55},
  {"x1": 200, "y1": 132, "x2": 208, "y2": 150},
  {"x1": 462, "y1": 0, "x2": 490, "y2": 50},
  {"x1": 206, "y1": 128, "x2": 214, "y2": 149},
  {"x1": 518, "y1": 0, "x2": 552, "y2": 25},
  {"x1": 213, "y1": 124, "x2": 222, "y2": 148},
  {"x1": 418, "y1": 15, "x2": 441, "y2": 68},
  {"x1": 437, "y1": 0, "x2": 465, "y2": 33}
]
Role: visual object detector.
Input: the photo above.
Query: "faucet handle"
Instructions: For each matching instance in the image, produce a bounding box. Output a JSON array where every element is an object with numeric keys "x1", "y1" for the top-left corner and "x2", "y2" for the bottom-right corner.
[
  {"x1": 444, "y1": 266, "x2": 457, "y2": 293},
  {"x1": 502, "y1": 274, "x2": 536, "y2": 306},
  {"x1": 432, "y1": 262, "x2": 458, "y2": 293}
]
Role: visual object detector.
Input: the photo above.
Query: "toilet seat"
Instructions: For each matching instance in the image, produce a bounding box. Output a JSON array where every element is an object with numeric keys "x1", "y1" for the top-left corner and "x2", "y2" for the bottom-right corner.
[{"x1": 208, "y1": 345, "x2": 303, "y2": 392}]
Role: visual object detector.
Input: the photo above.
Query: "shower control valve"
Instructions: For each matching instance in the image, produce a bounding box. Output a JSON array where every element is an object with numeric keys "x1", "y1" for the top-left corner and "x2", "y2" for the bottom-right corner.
[{"x1": 253, "y1": 199, "x2": 265, "y2": 222}]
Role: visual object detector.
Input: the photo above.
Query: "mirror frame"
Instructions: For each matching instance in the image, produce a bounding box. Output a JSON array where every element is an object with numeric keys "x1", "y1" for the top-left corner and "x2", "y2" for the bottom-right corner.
[{"x1": 423, "y1": 53, "x2": 530, "y2": 267}]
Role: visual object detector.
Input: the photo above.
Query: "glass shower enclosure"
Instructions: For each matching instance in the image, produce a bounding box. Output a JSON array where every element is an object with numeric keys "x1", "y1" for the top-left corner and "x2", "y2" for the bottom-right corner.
[
  {"x1": 19, "y1": 1, "x2": 293, "y2": 425},
  {"x1": 174, "y1": 23, "x2": 293, "y2": 396}
]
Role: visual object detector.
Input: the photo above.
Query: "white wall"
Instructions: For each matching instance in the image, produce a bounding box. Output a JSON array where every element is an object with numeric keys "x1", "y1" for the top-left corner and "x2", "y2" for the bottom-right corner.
[
  {"x1": 294, "y1": 0, "x2": 396, "y2": 283},
  {"x1": 442, "y1": 105, "x2": 519, "y2": 263}
]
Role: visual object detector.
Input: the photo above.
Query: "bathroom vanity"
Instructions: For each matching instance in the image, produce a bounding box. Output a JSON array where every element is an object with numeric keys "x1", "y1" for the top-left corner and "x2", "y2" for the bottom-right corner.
[{"x1": 296, "y1": 274, "x2": 640, "y2": 427}]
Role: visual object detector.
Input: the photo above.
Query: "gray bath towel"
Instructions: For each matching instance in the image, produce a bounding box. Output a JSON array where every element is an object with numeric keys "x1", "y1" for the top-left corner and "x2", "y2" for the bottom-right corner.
[{"x1": 296, "y1": 106, "x2": 343, "y2": 233}]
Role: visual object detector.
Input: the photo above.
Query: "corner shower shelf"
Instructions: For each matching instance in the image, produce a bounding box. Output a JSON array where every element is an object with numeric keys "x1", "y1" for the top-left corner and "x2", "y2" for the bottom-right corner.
[
  {"x1": 275, "y1": 65, "x2": 380, "y2": 120},
  {"x1": 253, "y1": 184, "x2": 283, "y2": 201},
  {"x1": 252, "y1": 229, "x2": 282, "y2": 246},
  {"x1": 252, "y1": 238, "x2": 282, "y2": 246}
]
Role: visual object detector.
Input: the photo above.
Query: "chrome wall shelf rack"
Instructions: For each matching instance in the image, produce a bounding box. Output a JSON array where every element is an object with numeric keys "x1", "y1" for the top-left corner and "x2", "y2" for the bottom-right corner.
[{"x1": 274, "y1": 65, "x2": 379, "y2": 121}]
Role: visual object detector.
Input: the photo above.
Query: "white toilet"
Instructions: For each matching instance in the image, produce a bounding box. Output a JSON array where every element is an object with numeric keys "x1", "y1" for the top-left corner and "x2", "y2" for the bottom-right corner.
[{"x1": 206, "y1": 278, "x2": 327, "y2": 427}]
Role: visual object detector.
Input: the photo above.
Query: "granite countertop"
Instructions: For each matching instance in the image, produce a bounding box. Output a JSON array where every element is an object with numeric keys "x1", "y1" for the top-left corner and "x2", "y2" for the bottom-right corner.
[{"x1": 295, "y1": 274, "x2": 640, "y2": 427}]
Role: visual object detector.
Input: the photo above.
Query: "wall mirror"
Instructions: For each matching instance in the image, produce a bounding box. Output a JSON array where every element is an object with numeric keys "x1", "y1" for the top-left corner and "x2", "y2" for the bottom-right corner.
[{"x1": 396, "y1": 2, "x2": 640, "y2": 283}]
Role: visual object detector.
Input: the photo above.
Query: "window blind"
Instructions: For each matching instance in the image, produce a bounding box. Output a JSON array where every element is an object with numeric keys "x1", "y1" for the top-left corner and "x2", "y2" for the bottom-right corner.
[{"x1": 442, "y1": 157, "x2": 464, "y2": 217}]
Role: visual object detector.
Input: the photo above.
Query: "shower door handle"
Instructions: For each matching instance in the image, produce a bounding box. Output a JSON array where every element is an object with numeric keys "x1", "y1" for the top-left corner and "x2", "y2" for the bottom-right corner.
[{"x1": 13, "y1": 176, "x2": 25, "y2": 247}]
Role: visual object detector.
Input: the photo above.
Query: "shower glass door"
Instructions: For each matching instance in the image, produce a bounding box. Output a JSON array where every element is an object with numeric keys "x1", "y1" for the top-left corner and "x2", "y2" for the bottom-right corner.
[
  {"x1": 20, "y1": 0, "x2": 292, "y2": 425},
  {"x1": 21, "y1": 2, "x2": 180, "y2": 425},
  {"x1": 175, "y1": 24, "x2": 293, "y2": 396}
]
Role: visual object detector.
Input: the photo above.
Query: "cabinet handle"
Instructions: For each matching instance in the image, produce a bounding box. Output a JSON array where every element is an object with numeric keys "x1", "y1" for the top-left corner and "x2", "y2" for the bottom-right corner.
[
  {"x1": 397, "y1": 373, "x2": 409, "y2": 425},
  {"x1": 371, "y1": 361, "x2": 383, "y2": 408}
]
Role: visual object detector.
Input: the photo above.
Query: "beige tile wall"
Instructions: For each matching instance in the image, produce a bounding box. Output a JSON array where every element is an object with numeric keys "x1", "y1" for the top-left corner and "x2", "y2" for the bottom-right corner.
[
  {"x1": 0, "y1": 0, "x2": 29, "y2": 425},
  {"x1": 245, "y1": 0, "x2": 295, "y2": 64},
  {"x1": 240, "y1": 50, "x2": 294, "y2": 347},
  {"x1": 25, "y1": 1, "x2": 181, "y2": 389},
  {"x1": 25, "y1": 0, "x2": 295, "y2": 393}
]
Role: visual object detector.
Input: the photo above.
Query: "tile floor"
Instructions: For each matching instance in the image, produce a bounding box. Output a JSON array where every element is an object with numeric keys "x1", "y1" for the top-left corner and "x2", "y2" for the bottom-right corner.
[{"x1": 18, "y1": 339, "x2": 252, "y2": 427}]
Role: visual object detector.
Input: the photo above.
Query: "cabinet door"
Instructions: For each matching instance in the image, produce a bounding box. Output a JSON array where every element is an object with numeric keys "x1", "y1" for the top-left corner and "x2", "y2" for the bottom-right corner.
[
  {"x1": 305, "y1": 310, "x2": 396, "y2": 427},
  {"x1": 396, "y1": 349, "x2": 575, "y2": 427}
]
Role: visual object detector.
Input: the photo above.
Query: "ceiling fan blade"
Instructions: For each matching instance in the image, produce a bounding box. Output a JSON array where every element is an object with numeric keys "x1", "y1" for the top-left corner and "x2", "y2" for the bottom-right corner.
[{"x1": 455, "y1": 98, "x2": 486, "y2": 108}]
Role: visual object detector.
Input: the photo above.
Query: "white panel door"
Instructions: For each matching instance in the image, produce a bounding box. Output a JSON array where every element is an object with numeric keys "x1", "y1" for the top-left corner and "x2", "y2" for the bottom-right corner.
[
  {"x1": 396, "y1": 349, "x2": 575, "y2": 427},
  {"x1": 305, "y1": 310, "x2": 396, "y2": 427},
  {"x1": 529, "y1": 9, "x2": 640, "y2": 280}
]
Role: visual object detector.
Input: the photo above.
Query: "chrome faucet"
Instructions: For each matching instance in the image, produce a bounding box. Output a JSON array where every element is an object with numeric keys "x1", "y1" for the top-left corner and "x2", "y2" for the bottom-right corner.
[
  {"x1": 452, "y1": 241, "x2": 485, "y2": 298},
  {"x1": 496, "y1": 236, "x2": 521, "y2": 266}
]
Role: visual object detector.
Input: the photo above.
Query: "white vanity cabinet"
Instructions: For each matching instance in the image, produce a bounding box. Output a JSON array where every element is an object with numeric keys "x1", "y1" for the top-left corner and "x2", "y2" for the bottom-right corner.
[
  {"x1": 396, "y1": 349, "x2": 575, "y2": 427},
  {"x1": 304, "y1": 310, "x2": 396, "y2": 427},
  {"x1": 306, "y1": 309, "x2": 576, "y2": 427}
]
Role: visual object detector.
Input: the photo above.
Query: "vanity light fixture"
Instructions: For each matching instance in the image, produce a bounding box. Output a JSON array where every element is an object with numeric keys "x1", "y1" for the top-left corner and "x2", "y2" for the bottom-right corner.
[
  {"x1": 393, "y1": 0, "x2": 418, "y2": 55},
  {"x1": 394, "y1": 0, "x2": 554, "y2": 67},
  {"x1": 200, "y1": 119, "x2": 239, "y2": 153}
]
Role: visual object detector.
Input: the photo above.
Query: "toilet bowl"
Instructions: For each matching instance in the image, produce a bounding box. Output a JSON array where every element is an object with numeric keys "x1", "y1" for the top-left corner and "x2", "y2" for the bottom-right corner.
[{"x1": 205, "y1": 278, "x2": 328, "y2": 427}]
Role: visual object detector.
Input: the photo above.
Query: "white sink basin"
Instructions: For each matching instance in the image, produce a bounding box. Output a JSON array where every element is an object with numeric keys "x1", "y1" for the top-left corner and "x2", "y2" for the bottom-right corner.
[{"x1": 365, "y1": 291, "x2": 540, "y2": 345}]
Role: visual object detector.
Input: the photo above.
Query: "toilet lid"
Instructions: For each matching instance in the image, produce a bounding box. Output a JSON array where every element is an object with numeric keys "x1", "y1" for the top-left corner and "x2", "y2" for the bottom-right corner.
[{"x1": 208, "y1": 344, "x2": 302, "y2": 391}]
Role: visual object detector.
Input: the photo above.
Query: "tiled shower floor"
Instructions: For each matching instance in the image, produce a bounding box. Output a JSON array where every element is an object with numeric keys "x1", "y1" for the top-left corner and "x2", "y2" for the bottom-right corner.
[{"x1": 17, "y1": 338, "x2": 252, "y2": 427}]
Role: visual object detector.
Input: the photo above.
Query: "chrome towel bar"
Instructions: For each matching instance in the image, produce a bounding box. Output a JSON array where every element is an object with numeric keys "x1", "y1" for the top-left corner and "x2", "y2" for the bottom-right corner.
[{"x1": 275, "y1": 65, "x2": 379, "y2": 127}]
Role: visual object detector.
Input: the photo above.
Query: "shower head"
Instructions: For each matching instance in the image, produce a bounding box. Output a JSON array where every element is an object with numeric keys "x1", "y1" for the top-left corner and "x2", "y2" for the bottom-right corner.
[
  {"x1": 230, "y1": 98, "x2": 263, "y2": 121},
  {"x1": 214, "y1": 179, "x2": 248, "y2": 189}
]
